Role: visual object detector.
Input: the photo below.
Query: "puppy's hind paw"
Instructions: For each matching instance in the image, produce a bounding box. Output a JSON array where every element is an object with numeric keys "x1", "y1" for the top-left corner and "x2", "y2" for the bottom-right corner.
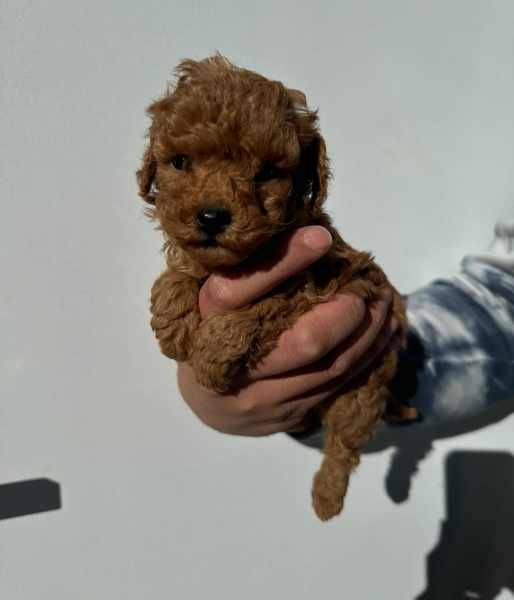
[{"x1": 312, "y1": 491, "x2": 344, "y2": 522}]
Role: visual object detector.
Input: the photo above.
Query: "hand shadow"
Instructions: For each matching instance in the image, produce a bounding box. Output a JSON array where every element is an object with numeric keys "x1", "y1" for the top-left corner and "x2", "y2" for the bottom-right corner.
[{"x1": 415, "y1": 451, "x2": 514, "y2": 600}]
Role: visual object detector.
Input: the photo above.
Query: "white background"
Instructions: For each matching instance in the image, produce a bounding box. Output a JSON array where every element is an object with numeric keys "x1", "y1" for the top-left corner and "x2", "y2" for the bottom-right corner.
[{"x1": 1, "y1": 1, "x2": 513, "y2": 598}]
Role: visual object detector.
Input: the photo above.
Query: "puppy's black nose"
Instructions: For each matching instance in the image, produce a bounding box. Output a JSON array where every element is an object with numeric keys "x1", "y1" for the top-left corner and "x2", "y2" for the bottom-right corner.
[{"x1": 196, "y1": 207, "x2": 232, "y2": 236}]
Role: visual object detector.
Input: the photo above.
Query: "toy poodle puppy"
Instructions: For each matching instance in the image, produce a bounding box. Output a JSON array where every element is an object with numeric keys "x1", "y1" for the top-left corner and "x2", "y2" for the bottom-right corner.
[{"x1": 137, "y1": 55, "x2": 413, "y2": 520}]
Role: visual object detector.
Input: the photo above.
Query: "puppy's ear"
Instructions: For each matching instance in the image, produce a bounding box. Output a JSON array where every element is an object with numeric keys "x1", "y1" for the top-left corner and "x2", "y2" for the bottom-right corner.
[
  {"x1": 297, "y1": 133, "x2": 330, "y2": 215},
  {"x1": 310, "y1": 133, "x2": 329, "y2": 214},
  {"x1": 286, "y1": 88, "x2": 330, "y2": 214},
  {"x1": 136, "y1": 97, "x2": 171, "y2": 205},
  {"x1": 136, "y1": 141, "x2": 157, "y2": 205}
]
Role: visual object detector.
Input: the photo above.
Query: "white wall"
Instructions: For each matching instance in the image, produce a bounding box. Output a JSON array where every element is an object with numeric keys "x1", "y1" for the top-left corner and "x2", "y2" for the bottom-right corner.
[{"x1": 1, "y1": 1, "x2": 513, "y2": 598}]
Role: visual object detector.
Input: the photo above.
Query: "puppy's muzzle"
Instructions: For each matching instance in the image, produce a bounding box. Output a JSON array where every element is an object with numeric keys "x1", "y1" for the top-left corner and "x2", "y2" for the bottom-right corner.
[{"x1": 196, "y1": 207, "x2": 232, "y2": 238}]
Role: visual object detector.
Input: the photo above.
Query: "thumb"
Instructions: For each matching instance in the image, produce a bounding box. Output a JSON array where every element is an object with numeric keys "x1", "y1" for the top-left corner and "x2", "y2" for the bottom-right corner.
[{"x1": 198, "y1": 226, "x2": 332, "y2": 318}]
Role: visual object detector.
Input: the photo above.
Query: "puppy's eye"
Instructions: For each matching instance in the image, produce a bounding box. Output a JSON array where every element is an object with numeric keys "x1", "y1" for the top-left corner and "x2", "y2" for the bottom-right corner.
[
  {"x1": 254, "y1": 163, "x2": 280, "y2": 183},
  {"x1": 170, "y1": 154, "x2": 189, "y2": 170}
]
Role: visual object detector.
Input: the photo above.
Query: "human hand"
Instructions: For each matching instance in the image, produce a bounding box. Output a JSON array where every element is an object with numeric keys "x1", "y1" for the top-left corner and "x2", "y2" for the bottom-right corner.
[{"x1": 177, "y1": 226, "x2": 398, "y2": 436}]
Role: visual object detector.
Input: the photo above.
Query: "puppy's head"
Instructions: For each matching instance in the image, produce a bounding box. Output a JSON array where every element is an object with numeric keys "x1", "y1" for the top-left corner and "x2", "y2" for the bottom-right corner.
[{"x1": 138, "y1": 55, "x2": 329, "y2": 271}]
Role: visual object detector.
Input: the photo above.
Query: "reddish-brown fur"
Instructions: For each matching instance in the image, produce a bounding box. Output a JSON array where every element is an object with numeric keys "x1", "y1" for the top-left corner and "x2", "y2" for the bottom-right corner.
[{"x1": 138, "y1": 55, "x2": 414, "y2": 520}]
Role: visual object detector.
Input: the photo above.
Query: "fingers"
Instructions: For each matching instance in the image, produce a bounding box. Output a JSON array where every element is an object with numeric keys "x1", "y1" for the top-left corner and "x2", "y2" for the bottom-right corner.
[
  {"x1": 278, "y1": 312, "x2": 399, "y2": 416},
  {"x1": 177, "y1": 297, "x2": 399, "y2": 437},
  {"x1": 199, "y1": 226, "x2": 332, "y2": 318},
  {"x1": 247, "y1": 293, "x2": 366, "y2": 379},
  {"x1": 254, "y1": 290, "x2": 393, "y2": 402},
  {"x1": 346, "y1": 312, "x2": 399, "y2": 384},
  {"x1": 240, "y1": 311, "x2": 399, "y2": 436}
]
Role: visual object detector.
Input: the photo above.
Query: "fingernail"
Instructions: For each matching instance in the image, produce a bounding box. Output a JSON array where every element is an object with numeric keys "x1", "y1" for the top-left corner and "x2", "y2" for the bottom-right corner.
[{"x1": 302, "y1": 227, "x2": 332, "y2": 251}]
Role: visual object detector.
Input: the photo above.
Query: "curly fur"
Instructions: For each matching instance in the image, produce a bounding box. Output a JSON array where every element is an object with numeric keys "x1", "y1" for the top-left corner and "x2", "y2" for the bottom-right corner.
[{"x1": 138, "y1": 55, "x2": 416, "y2": 521}]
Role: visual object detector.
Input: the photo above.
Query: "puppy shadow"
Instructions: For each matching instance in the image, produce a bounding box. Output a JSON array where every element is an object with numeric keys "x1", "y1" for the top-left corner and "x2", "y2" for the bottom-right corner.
[
  {"x1": 0, "y1": 478, "x2": 61, "y2": 520},
  {"x1": 366, "y1": 398, "x2": 514, "y2": 504},
  {"x1": 414, "y1": 451, "x2": 514, "y2": 600},
  {"x1": 365, "y1": 326, "x2": 514, "y2": 504}
]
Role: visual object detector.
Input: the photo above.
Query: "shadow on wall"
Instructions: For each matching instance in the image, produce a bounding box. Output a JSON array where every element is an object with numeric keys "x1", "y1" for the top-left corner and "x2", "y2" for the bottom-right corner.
[
  {"x1": 292, "y1": 386, "x2": 514, "y2": 506},
  {"x1": 365, "y1": 322, "x2": 514, "y2": 504},
  {"x1": 367, "y1": 397, "x2": 514, "y2": 505},
  {"x1": 289, "y1": 341, "x2": 514, "y2": 597},
  {"x1": 0, "y1": 478, "x2": 61, "y2": 520},
  {"x1": 292, "y1": 326, "x2": 514, "y2": 504},
  {"x1": 415, "y1": 451, "x2": 514, "y2": 600}
]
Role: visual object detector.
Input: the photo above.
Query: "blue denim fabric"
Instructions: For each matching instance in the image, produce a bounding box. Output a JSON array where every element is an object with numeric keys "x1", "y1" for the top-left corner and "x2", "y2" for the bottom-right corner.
[
  {"x1": 399, "y1": 221, "x2": 514, "y2": 425},
  {"x1": 395, "y1": 256, "x2": 514, "y2": 424}
]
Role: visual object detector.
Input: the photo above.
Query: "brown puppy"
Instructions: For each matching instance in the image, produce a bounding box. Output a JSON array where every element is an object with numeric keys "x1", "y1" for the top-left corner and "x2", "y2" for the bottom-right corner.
[{"x1": 138, "y1": 55, "x2": 412, "y2": 521}]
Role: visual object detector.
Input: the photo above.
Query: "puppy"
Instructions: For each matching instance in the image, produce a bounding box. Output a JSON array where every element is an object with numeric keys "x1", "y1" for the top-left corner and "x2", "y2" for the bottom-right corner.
[{"x1": 138, "y1": 55, "x2": 413, "y2": 520}]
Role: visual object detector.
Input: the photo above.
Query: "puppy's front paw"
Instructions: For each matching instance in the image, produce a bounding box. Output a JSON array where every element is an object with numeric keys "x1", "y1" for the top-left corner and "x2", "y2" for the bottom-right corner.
[
  {"x1": 190, "y1": 313, "x2": 258, "y2": 393},
  {"x1": 150, "y1": 271, "x2": 200, "y2": 361},
  {"x1": 190, "y1": 353, "x2": 245, "y2": 393}
]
